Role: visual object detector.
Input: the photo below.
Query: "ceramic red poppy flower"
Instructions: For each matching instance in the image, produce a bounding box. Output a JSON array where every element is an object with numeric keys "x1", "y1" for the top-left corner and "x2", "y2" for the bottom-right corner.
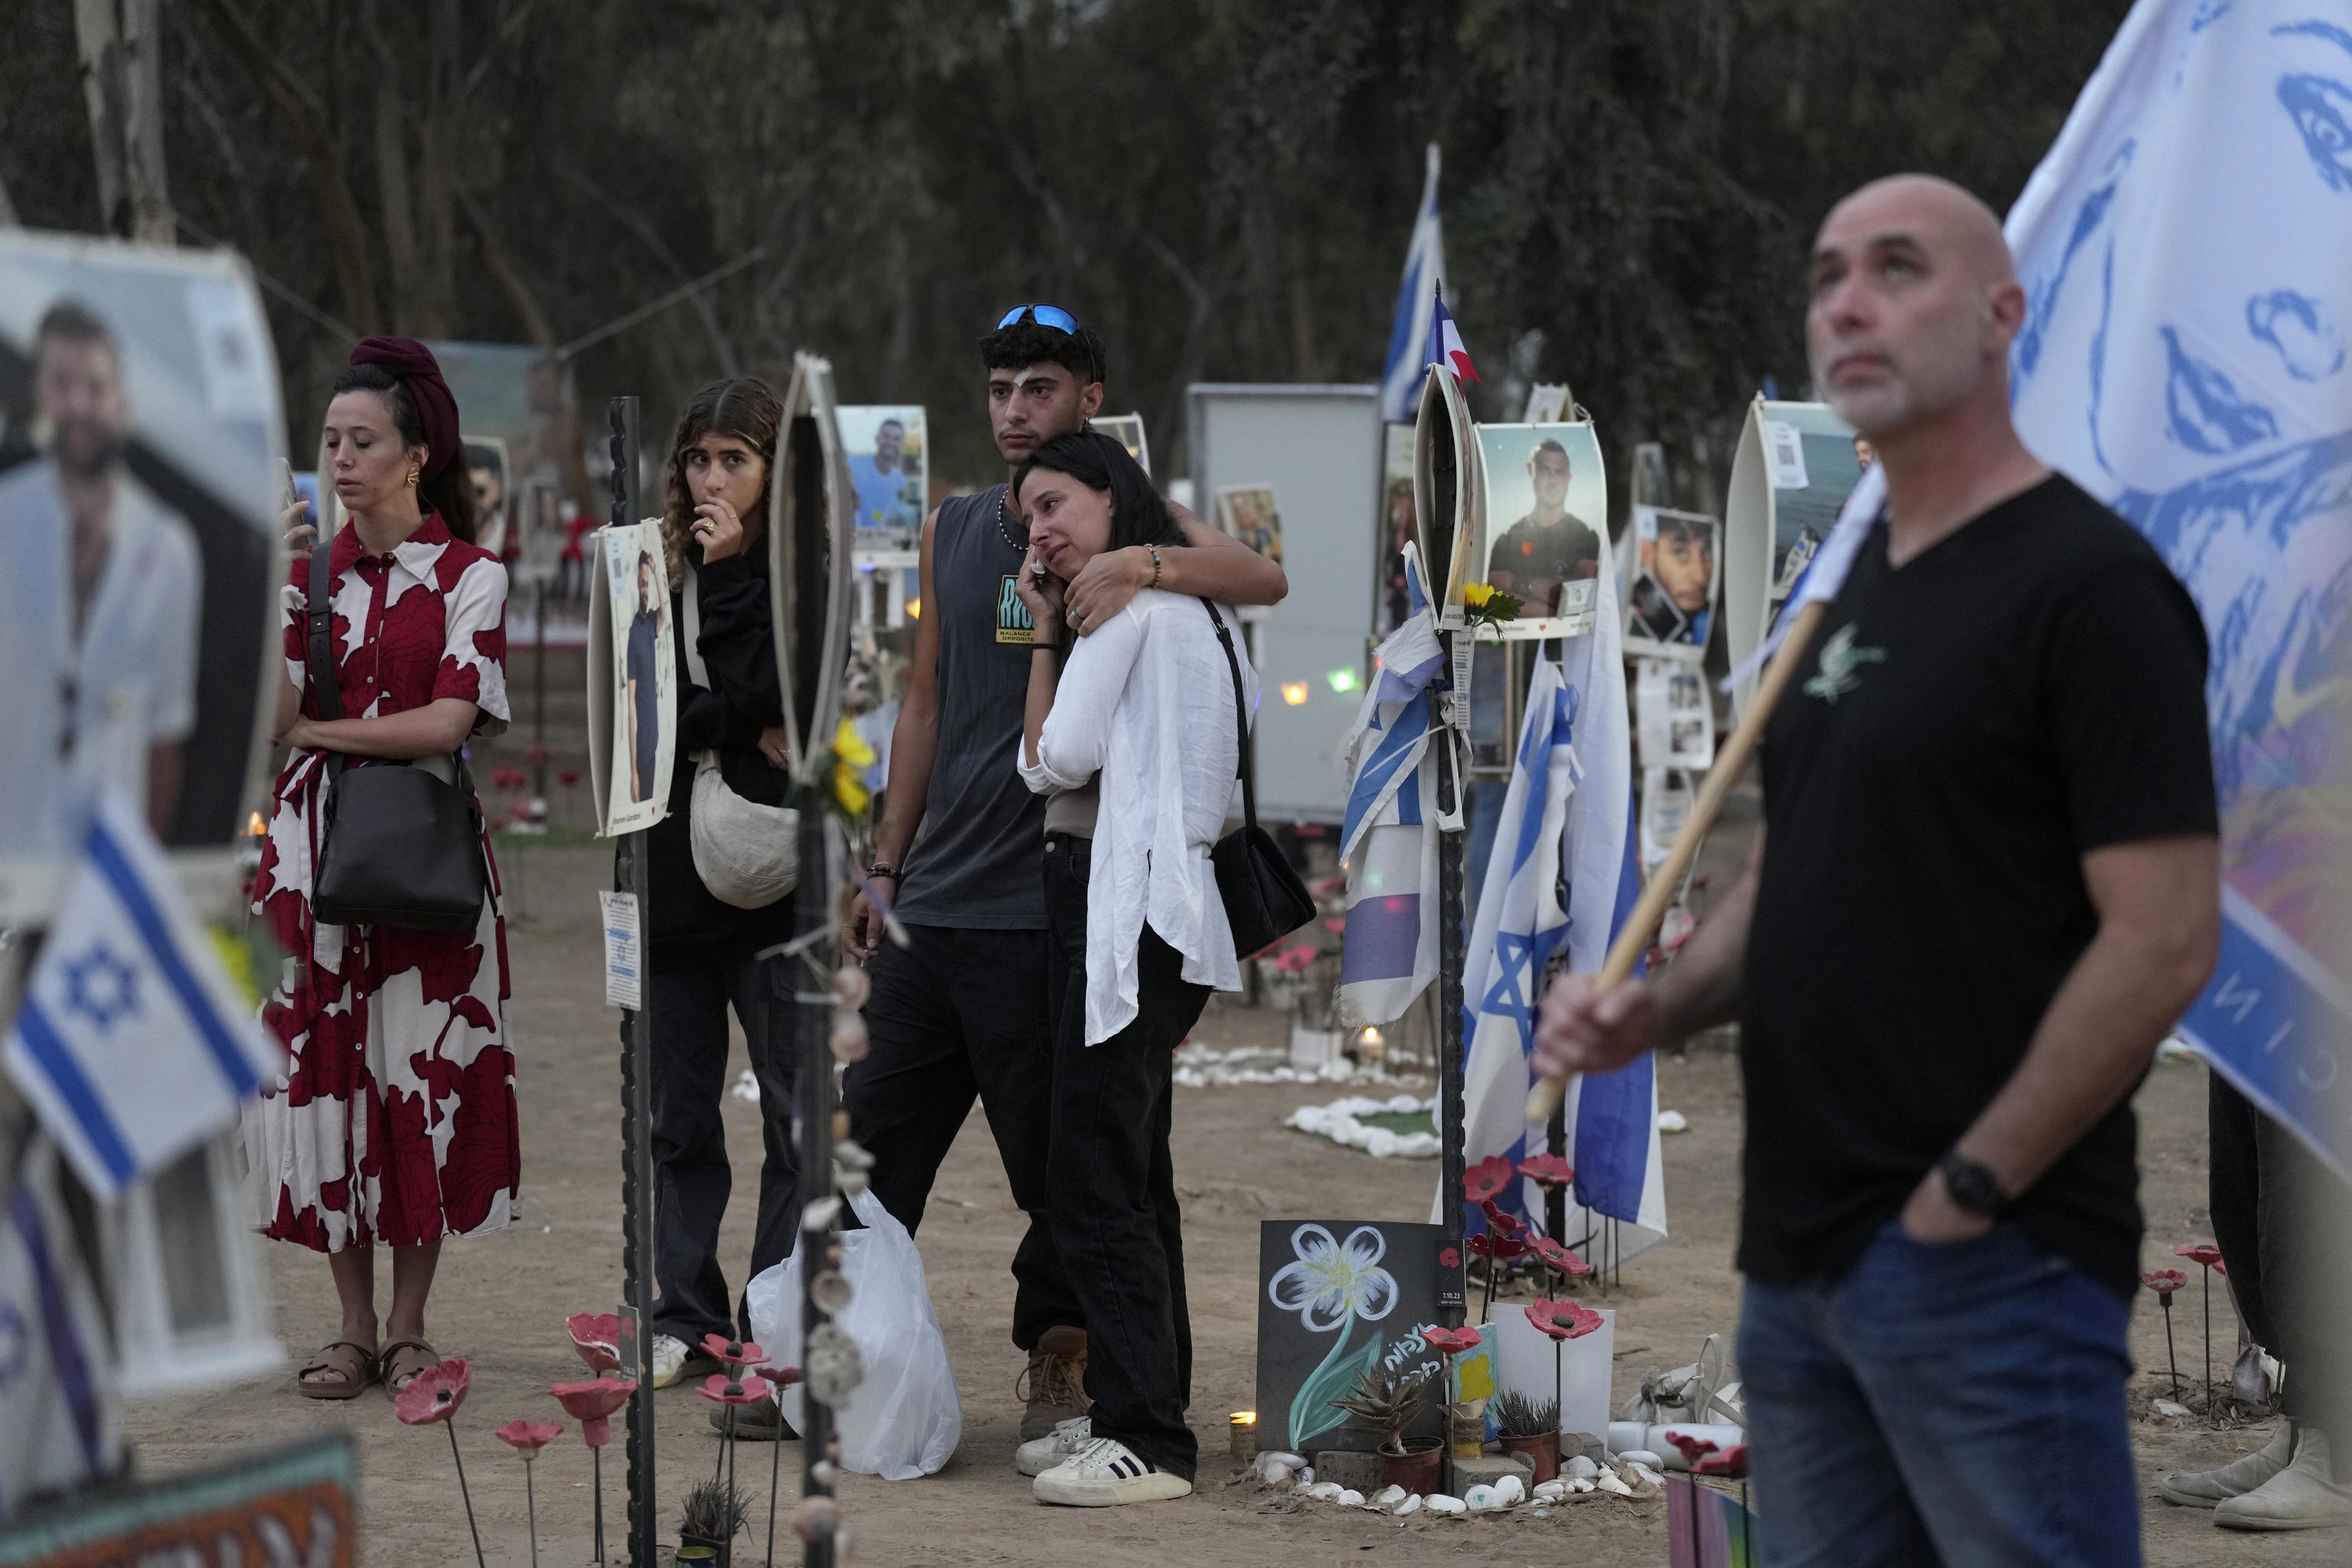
[
  {"x1": 1466, "y1": 1233, "x2": 1526, "y2": 1263},
  {"x1": 559, "y1": 769, "x2": 580, "y2": 787},
  {"x1": 1517, "y1": 1153, "x2": 1575, "y2": 1187},
  {"x1": 495, "y1": 1419, "x2": 563, "y2": 1459},
  {"x1": 1530, "y1": 1236, "x2": 1592, "y2": 1279},
  {"x1": 699, "y1": 1334, "x2": 766, "y2": 1370},
  {"x1": 1419, "y1": 1325, "x2": 1484, "y2": 1357},
  {"x1": 551, "y1": 1377, "x2": 637, "y2": 1448},
  {"x1": 524, "y1": 743, "x2": 552, "y2": 766},
  {"x1": 698, "y1": 1373, "x2": 776, "y2": 1406},
  {"x1": 1478, "y1": 1199, "x2": 1526, "y2": 1237},
  {"x1": 1524, "y1": 1299, "x2": 1603, "y2": 1341},
  {"x1": 394, "y1": 1357, "x2": 472, "y2": 1426},
  {"x1": 1272, "y1": 945, "x2": 1318, "y2": 973},
  {"x1": 1464, "y1": 1156, "x2": 1514, "y2": 1204},
  {"x1": 1693, "y1": 1443, "x2": 1750, "y2": 1478},
  {"x1": 2140, "y1": 1269, "x2": 2188, "y2": 1297},
  {"x1": 1667, "y1": 1431, "x2": 1719, "y2": 1465},
  {"x1": 2174, "y1": 1243, "x2": 2223, "y2": 1269},
  {"x1": 567, "y1": 1312, "x2": 622, "y2": 1374}
]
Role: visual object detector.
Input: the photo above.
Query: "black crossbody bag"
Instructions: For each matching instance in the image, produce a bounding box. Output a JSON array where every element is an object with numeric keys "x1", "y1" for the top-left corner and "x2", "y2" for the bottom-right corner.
[
  {"x1": 305, "y1": 541, "x2": 488, "y2": 931},
  {"x1": 1201, "y1": 598, "x2": 1315, "y2": 958}
]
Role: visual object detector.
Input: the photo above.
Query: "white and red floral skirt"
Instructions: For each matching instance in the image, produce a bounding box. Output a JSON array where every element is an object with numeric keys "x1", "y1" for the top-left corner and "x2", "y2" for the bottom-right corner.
[{"x1": 242, "y1": 750, "x2": 522, "y2": 1252}]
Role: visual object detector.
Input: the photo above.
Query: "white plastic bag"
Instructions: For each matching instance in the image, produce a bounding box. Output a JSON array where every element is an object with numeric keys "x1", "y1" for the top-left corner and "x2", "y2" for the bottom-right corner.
[{"x1": 745, "y1": 1186, "x2": 962, "y2": 1479}]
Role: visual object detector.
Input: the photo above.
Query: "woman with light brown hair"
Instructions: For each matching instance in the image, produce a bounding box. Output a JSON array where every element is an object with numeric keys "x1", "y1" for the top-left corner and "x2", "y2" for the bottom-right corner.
[{"x1": 632, "y1": 378, "x2": 805, "y2": 1411}]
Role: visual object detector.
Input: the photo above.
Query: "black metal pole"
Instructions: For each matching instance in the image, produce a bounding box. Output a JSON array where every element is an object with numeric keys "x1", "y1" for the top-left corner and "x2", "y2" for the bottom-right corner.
[
  {"x1": 608, "y1": 396, "x2": 660, "y2": 1568},
  {"x1": 793, "y1": 799, "x2": 838, "y2": 1568},
  {"x1": 1435, "y1": 628, "x2": 1468, "y2": 1328}
]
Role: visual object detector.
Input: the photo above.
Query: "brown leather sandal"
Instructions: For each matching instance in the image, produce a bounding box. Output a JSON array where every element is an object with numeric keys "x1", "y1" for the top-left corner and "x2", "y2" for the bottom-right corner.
[
  {"x1": 296, "y1": 1340, "x2": 380, "y2": 1400},
  {"x1": 378, "y1": 1339, "x2": 442, "y2": 1397}
]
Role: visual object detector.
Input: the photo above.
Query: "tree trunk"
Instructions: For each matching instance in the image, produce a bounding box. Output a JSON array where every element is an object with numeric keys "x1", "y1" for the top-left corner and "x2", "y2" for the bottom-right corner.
[{"x1": 76, "y1": 0, "x2": 174, "y2": 243}]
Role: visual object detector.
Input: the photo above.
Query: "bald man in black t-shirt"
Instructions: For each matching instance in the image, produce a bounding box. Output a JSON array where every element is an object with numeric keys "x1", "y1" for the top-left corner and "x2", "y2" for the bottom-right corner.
[{"x1": 1534, "y1": 176, "x2": 2223, "y2": 1565}]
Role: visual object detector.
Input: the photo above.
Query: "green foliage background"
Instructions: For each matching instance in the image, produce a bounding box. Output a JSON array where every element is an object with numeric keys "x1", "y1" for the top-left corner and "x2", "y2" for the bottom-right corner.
[{"x1": 0, "y1": 0, "x2": 2128, "y2": 511}]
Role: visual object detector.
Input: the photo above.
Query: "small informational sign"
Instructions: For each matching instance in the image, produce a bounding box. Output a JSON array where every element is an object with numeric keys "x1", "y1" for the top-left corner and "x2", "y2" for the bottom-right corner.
[
  {"x1": 1761, "y1": 418, "x2": 1808, "y2": 490},
  {"x1": 584, "y1": 521, "x2": 675, "y2": 836},
  {"x1": 1636, "y1": 658, "x2": 1716, "y2": 771},
  {"x1": 599, "y1": 888, "x2": 642, "y2": 1009},
  {"x1": 0, "y1": 1435, "x2": 356, "y2": 1568},
  {"x1": 1254, "y1": 1220, "x2": 1449, "y2": 1456}
]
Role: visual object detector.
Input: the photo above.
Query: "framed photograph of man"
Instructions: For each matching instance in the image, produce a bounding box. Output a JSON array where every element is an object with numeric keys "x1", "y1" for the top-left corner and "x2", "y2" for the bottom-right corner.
[
  {"x1": 1474, "y1": 421, "x2": 1606, "y2": 639},
  {"x1": 1092, "y1": 412, "x2": 1150, "y2": 475},
  {"x1": 462, "y1": 435, "x2": 511, "y2": 560},
  {"x1": 1723, "y1": 397, "x2": 1872, "y2": 710},
  {"x1": 584, "y1": 521, "x2": 675, "y2": 836},
  {"x1": 836, "y1": 403, "x2": 926, "y2": 546},
  {"x1": 1214, "y1": 484, "x2": 1283, "y2": 563},
  {"x1": 0, "y1": 234, "x2": 284, "y2": 922},
  {"x1": 1622, "y1": 506, "x2": 1720, "y2": 662}
]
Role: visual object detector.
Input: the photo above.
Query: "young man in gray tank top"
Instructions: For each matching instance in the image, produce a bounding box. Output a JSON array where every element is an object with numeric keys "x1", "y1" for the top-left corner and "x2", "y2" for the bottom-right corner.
[{"x1": 843, "y1": 308, "x2": 1287, "y2": 1457}]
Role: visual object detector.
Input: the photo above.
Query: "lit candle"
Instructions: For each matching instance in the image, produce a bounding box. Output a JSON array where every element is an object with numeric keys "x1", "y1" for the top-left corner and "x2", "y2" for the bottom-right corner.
[{"x1": 1230, "y1": 1410, "x2": 1257, "y2": 1463}]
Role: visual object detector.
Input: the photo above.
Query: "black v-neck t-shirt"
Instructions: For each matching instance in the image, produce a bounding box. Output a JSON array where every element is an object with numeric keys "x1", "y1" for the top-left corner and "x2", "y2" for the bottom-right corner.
[{"x1": 1740, "y1": 475, "x2": 2216, "y2": 1299}]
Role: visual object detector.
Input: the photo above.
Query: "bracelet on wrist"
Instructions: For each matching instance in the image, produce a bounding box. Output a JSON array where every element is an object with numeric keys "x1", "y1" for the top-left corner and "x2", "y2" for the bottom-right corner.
[
  {"x1": 867, "y1": 861, "x2": 900, "y2": 881},
  {"x1": 1147, "y1": 543, "x2": 1164, "y2": 591}
]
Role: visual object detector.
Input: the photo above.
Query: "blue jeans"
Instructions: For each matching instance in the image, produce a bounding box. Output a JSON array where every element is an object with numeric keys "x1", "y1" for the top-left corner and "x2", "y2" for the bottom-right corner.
[{"x1": 1738, "y1": 1219, "x2": 2139, "y2": 1568}]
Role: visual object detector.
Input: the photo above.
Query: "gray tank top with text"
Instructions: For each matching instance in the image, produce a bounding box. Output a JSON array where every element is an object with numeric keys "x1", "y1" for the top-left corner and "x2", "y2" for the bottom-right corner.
[{"x1": 890, "y1": 485, "x2": 1047, "y2": 929}]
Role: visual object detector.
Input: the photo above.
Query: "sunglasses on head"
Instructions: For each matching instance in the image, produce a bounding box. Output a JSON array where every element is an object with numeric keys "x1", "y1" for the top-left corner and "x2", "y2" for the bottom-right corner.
[{"x1": 996, "y1": 304, "x2": 1080, "y2": 335}]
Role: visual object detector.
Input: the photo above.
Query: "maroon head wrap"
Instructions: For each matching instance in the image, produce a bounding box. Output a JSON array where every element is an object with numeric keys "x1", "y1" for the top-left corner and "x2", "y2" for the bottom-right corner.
[{"x1": 348, "y1": 335, "x2": 461, "y2": 480}]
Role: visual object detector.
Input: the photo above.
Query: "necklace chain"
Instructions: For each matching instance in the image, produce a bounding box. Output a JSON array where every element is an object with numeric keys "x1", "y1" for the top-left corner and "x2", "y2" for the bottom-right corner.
[{"x1": 995, "y1": 487, "x2": 1026, "y2": 553}]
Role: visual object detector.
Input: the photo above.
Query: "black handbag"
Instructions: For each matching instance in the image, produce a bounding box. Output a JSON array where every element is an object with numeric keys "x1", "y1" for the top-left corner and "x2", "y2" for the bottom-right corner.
[
  {"x1": 1201, "y1": 598, "x2": 1316, "y2": 959},
  {"x1": 305, "y1": 541, "x2": 489, "y2": 931}
]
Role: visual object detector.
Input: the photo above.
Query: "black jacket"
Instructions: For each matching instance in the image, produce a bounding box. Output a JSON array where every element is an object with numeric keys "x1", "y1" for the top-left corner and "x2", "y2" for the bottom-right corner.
[{"x1": 635, "y1": 542, "x2": 795, "y2": 957}]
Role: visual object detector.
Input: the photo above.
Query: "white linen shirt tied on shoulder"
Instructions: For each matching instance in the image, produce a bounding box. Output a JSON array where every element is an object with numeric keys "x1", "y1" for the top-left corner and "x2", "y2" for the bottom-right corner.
[{"x1": 1018, "y1": 590, "x2": 1256, "y2": 1044}]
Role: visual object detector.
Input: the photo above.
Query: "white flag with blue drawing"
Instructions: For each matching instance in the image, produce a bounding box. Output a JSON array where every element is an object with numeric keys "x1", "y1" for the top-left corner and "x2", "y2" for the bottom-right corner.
[
  {"x1": 4, "y1": 797, "x2": 283, "y2": 1200},
  {"x1": 1379, "y1": 143, "x2": 1447, "y2": 423},
  {"x1": 1733, "y1": 3, "x2": 2352, "y2": 1170},
  {"x1": 0, "y1": 1140, "x2": 122, "y2": 1510},
  {"x1": 1337, "y1": 543, "x2": 1449, "y2": 1027},
  {"x1": 1454, "y1": 566, "x2": 1667, "y2": 1256},
  {"x1": 2002, "y1": 0, "x2": 2350, "y2": 1172}
]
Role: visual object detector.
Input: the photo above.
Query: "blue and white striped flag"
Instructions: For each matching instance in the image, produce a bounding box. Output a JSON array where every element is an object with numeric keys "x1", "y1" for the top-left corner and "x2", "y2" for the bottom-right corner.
[
  {"x1": 0, "y1": 1141, "x2": 122, "y2": 1510},
  {"x1": 1337, "y1": 543, "x2": 1451, "y2": 1027},
  {"x1": 4, "y1": 798, "x2": 282, "y2": 1200},
  {"x1": 1456, "y1": 558, "x2": 1667, "y2": 1256},
  {"x1": 1379, "y1": 144, "x2": 1447, "y2": 423}
]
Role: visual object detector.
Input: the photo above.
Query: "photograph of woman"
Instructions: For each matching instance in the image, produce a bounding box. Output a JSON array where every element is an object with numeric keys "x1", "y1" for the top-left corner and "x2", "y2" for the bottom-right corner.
[
  {"x1": 243, "y1": 336, "x2": 521, "y2": 1401},
  {"x1": 1011, "y1": 430, "x2": 1253, "y2": 1507},
  {"x1": 635, "y1": 378, "x2": 803, "y2": 1403},
  {"x1": 623, "y1": 546, "x2": 667, "y2": 804}
]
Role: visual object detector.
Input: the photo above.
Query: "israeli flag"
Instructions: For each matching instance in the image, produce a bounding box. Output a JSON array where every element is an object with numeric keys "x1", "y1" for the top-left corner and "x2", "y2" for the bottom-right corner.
[
  {"x1": 1337, "y1": 543, "x2": 1450, "y2": 1027},
  {"x1": 4, "y1": 798, "x2": 283, "y2": 1200},
  {"x1": 1455, "y1": 560, "x2": 1667, "y2": 1256},
  {"x1": 0, "y1": 1140, "x2": 122, "y2": 1510},
  {"x1": 1379, "y1": 143, "x2": 1447, "y2": 423}
]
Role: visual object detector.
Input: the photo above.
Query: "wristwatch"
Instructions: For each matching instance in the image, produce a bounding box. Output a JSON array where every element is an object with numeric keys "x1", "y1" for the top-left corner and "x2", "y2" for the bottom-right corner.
[{"x1": 1935, "y1": 1151, "x2": 2011, "y2": 1217}]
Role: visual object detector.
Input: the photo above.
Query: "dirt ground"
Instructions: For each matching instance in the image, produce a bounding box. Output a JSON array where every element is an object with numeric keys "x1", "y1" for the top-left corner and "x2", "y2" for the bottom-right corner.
[{"x1": 119, "y1": 841, "x2": 2337, "y2": 1566}]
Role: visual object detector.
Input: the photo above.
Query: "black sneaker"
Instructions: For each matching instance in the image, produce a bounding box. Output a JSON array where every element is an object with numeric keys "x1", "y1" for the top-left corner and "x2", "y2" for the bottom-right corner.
[{"x1": 710, "y1": 1400, "x2": 798, "y2": 1442}]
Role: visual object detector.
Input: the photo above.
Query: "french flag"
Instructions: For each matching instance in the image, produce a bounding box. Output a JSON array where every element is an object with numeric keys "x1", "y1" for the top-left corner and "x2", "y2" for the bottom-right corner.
[{"x1": 1426, "y1": 289, "x2": 1479, "y2": 386}]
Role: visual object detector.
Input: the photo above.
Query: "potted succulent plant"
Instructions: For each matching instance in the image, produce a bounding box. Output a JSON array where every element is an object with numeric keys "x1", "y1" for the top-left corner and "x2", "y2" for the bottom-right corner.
[
  {"x1": 675, "y1": 1478, "x2": 749, "y2": 1567},
  {"x1": 1494, "y1": 1388, "x2": 1561, "y2": 1483},
  {"x1": 1332, "y1": 1366, "x2": 1442, "y2": 1495}
]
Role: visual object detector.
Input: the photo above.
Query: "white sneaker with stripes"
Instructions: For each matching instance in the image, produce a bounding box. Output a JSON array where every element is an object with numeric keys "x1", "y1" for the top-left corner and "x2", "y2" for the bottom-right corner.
[
  {"x1": 1032, "y1": 1436, "x2": 1192, "y2": 1506},
  {"x1": 1015, "y1": 1416, "x2": 1091, "y2": 1477}
]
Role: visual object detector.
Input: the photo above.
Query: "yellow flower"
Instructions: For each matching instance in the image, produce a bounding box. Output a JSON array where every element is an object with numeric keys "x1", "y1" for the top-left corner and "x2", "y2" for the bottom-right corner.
[
  {"x1": 1462, "y1": 581, "x2": 1494, "y2": 609},
  {"x1": 831, "y1": 717, "x2": 875, "y2": 818}
]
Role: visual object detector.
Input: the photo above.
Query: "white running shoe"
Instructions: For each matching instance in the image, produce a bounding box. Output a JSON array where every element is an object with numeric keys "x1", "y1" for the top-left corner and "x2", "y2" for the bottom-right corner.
[
  {"x1": 1034, "y1": 1436, "x2": 1192, "y2": 1506},
  {"x1": 650, "y1": 1334, "x2": 718, "y2": 1390},
  {"x1": 2215, "y1": 1429, "x2": 2352, "y2": 1531},
  {"x1": 2160, "y1": 1422, "x2": 2296, "y2": 1508},
  {"x1": 1016, "y1": 1416, "x2": 1092, "y2": 1477}
]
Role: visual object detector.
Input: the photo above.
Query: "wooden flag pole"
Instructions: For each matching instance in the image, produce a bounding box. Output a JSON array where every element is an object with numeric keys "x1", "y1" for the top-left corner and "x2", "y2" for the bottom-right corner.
[{"x1": 1525, "y1": 598, "x2": 1830, "y2": 1125}]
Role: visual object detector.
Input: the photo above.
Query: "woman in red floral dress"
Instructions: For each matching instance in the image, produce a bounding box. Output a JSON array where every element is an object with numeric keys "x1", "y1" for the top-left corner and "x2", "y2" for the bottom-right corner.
[{"x1": 243, "y1": 338, "x2": 522, "y2": 1400}]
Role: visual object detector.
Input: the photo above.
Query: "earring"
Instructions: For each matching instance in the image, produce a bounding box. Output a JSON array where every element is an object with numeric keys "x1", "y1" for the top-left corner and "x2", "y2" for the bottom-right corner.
[{"x1": 406, "y1": 468, "x2": 420, "y2": 487}]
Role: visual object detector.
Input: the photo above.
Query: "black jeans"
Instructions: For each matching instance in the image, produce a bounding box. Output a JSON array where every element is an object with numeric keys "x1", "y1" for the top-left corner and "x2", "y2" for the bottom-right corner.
[
  {"x1": 1043, "y1": 835, "x2": 1207, "y2": 1480},
  {"x1": 2210, "y1": 1074, "x2": 2346, "y2": 1452},
  {"x1": 843, "y1": 921, "x2": 1080, "y2": 1352},
  {"x1": 644, "y1": 946, "x2": 799, "y2": 1344}
]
